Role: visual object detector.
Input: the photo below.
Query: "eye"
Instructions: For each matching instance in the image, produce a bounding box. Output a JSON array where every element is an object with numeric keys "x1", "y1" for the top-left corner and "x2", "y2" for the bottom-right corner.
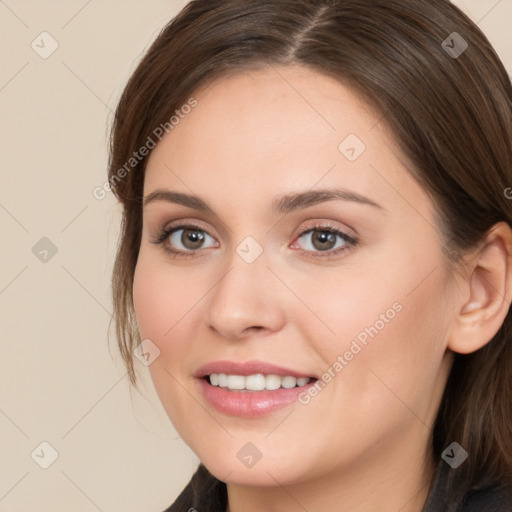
[
  {"x1": 150, "y1": 222, "x2": 219, "y2": 257},
  {"x1": 150, "y1": 221, "x2": 358, "y2": 260},
  {"x1": 291, "y1": 223, "x2": 357, "y2": 259}
]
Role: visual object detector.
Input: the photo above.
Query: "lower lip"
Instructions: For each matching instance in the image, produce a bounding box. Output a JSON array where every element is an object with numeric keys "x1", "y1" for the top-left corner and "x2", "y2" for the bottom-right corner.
[{"x1": 197, "y1": 378, "x2": 318, "y2": 417}]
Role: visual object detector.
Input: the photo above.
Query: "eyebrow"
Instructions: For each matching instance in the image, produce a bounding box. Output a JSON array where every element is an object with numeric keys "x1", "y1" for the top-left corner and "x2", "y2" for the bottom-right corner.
[{"x1": 143, "y1": 187, "x2": 384, "y2": 215}]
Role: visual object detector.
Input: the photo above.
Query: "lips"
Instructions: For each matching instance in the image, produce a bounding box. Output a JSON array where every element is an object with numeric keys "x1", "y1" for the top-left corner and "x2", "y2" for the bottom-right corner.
[
  {"x1": 194, "y1": 360, "x2": 317, "y2": 379},
  {"x1": 193, "y1": 360, "x2": 320, "y2": 416},
  {"x1": 197, "y1": 376, "x2": 319, "y2": 417}
]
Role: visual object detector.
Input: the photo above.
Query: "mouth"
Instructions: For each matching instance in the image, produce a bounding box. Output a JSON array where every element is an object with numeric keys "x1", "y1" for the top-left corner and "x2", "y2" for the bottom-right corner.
[
  {"x1": 196, "y1": 363, "x2": 320, "y2": 416},
  {"x1": 202, "y1": 373, "x2": 318, "y2": 392},
  {"x1": 198, "y1": 373, "x2": 319, "y2": 417}
]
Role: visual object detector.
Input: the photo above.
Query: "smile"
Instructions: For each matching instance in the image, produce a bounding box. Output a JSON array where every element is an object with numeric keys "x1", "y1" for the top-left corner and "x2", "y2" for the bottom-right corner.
[{"x1": 207, "y1": 373, "x2": 313, "y2": 391}]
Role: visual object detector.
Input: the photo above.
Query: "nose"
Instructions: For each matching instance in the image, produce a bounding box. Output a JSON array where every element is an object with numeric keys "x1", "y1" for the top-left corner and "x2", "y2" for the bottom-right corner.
[{"x1": 205, "y1": 249, "x2": 287, "y2": 341}]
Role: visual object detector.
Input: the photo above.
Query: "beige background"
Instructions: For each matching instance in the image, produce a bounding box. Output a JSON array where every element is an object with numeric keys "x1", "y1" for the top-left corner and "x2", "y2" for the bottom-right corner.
[{"x1": 0, "y1": 1, "x2": 510, "y2": 510}]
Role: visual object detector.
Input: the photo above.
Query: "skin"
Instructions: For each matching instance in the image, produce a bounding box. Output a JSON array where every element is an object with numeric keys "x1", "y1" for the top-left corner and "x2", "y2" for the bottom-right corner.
[{"x1": 132, "y1": 65, "x2": 512, "y2": 512}]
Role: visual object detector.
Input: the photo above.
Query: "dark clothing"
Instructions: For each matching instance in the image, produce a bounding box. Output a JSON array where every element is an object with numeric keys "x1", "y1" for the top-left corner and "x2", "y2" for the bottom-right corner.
[
  {"x1": 422, "y1": 459, "x2": 512, "y2": 512},
  {"x1": 164, "y1": 459, "x2": 512, "y2": 511}
]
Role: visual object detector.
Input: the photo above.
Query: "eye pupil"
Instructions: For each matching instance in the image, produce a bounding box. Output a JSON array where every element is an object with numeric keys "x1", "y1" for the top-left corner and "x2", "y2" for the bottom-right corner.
[
  {"x1": 312, "y1": 230, "x2": 336, "y2": 251},
  {"x1": 182, "y1": 228, "x2": 205, "y2": 249}
]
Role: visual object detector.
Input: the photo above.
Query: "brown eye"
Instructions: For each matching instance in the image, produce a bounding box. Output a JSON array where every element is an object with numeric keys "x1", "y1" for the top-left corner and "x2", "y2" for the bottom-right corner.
[
  {"x1": 154, "y1": 224, "x2": 219, "y2": 256},
  {"x1": 290, "y1": 222, "x2": 359, "y2": 260},
  {"x1": 310, "y1": 230, "x2": 337, "y2": 251},
  {"x1": 295, "y1": 226, "x2": 354, "y2": 254},
  {"x1": 180, "y1": 228, "x2": 206, "y2": 250}
]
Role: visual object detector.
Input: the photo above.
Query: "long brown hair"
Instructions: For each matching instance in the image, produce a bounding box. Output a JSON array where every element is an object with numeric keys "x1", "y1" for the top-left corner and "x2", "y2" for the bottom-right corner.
[{"x1": 108, "y1": 0, "x2": 512, "y2": 496}]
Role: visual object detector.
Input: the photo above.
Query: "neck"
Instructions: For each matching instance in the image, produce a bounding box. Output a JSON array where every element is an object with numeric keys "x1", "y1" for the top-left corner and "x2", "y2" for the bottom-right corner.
[{"x1": 225, "y1": 435, "x2": 436, "y2": 512}]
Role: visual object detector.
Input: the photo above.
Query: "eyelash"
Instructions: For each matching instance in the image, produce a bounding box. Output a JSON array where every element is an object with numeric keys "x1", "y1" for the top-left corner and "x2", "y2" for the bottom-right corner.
[{"x1": 150, "y1": 221, "x2": 358, "y2": 260}]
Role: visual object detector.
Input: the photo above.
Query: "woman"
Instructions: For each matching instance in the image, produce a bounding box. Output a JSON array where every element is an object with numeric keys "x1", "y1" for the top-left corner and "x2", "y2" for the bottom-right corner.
[{"x1": 107, "y1": 0, "x2": 512, "y2": 510}]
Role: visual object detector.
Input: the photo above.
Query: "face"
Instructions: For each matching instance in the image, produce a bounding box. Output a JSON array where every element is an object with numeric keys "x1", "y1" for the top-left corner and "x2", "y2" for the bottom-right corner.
[{"x1": 133, "y1": 65, "x2": 458, "y2": 487}]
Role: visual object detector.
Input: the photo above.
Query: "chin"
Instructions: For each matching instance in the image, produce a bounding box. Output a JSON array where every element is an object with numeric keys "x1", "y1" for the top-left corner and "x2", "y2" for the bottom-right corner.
[{"x1": 196, "y1": 445, "x2": 314, "y2": 488}]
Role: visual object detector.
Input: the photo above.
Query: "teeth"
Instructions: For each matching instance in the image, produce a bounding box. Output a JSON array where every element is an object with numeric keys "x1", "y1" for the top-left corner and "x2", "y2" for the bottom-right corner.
[
  {"x1": 265, "y1": 374, "x2": 281, "y2": 390},
  {"x1": 208, "y1": 373, "x2": 313, "y2": 391},
  {"x1": 227, "y1": 375, "x2": 245, "y2": 390},
  {"x1": 282, "y1": 376, "x2": 297, "y2": 388},
  {"x1": 246, "y1": 374, "x2": 266, "y2": 390}
]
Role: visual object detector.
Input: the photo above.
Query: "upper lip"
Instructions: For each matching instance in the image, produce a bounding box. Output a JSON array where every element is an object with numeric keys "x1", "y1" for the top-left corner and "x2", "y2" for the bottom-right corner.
[{"x1": 194, "y1": 360, "x2": 317, "y2": 379}]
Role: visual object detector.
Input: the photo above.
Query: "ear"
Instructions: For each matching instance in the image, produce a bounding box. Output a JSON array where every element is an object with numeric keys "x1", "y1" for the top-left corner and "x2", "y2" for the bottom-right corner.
[{"x1": 448, "y1": 221, "x2": 512, "y2": 354}]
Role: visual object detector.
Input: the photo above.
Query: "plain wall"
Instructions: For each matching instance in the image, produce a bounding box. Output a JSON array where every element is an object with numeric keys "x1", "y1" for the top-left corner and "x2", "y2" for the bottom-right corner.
[{"x1": 0, "y1": 1, "x2": 510, "y2": 510}]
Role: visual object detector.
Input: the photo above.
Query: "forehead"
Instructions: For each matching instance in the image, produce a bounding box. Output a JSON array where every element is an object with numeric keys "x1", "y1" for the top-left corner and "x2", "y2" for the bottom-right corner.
[
  {"x1": 147, "y1": 65, "x2": 381, "y2": 168},
  {"x1": 143, "y1": 65, "x2": 432, "y2": 224}
]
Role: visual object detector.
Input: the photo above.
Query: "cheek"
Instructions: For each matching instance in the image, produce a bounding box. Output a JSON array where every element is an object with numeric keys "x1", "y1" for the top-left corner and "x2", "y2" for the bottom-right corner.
[
  {"x1": 132, "y1": 256, "x2": 197, "y2": 393},
  {"x1": 132, "y1": 257, "x2": 201, "y2": 427},
  {"x1": 129, "y1": 241, "x2": 453, "y2": 480},
  {"x1": 132, "y1": 253, "x2": 198, "y2": 341},
  {"x1": 305, "y1": 255, "x2": 451, "y2": 409}
]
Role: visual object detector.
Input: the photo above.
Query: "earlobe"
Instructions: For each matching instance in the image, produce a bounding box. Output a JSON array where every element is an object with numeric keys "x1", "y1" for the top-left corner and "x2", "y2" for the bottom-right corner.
[{"x1": 448, "y1": 221, "x2": 512, "y2": 355}]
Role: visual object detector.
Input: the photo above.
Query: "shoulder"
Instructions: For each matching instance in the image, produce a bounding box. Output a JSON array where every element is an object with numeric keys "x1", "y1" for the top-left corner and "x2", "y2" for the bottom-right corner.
[
  {"x1": 422, "y1": 460, "x2": 512, "y2": 512},
  {"x1": 162, "y1": 463, "x2": 227, "y2": 512},
  {"x1": 163, "y1": 460, "x2": 512, "y2": 512},
  {"x1": 457, "y1": 482, "x2": 512, "y2": 512}
]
